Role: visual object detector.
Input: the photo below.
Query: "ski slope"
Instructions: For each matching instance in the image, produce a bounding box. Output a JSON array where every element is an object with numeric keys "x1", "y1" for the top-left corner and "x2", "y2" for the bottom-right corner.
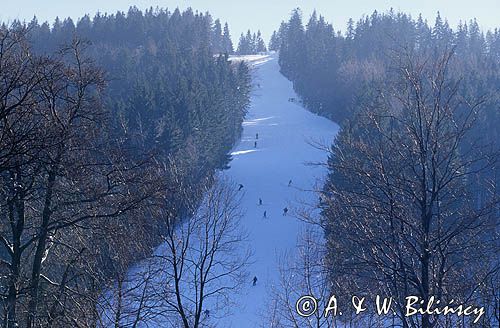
[
  {"x1": 223, "y1": 54, "x2": 339, "y2": 327},
  {"x1": 103, "y1": 54, "x2": 339, "y2": 327}
]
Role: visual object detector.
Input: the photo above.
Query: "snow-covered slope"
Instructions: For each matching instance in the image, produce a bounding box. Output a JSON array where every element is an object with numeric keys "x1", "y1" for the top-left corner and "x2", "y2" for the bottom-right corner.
[
  {"x1": 228, "y1": 54, "x2": 273, "y2": 66},
  {"x1": 105, "y1": 54, "x2": 339, "y2": 327},
  {"x1": 222, "y1": 54, "x2": 339, "y2": 327}
]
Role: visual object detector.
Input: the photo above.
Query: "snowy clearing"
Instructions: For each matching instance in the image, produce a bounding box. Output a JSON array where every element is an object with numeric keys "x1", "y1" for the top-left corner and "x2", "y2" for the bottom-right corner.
[
  {"x1": 222, "y1": 54, "x2": 339, "y2": 326},
  {"x1": 229, "y1": 54, "x2": 273, "y2": 66},
  {"x1": 105, "y1": 53, "x2": 339, "y2": 327}
]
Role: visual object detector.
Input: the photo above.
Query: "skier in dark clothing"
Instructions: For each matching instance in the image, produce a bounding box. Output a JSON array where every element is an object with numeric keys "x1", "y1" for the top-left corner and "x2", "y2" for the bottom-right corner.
[
  {"x1": 238, "y1": 184, "x2": 244, "y2": 191},
  {"x1": 256, "y1": 133, "x2": 259, "y2": 139},
  {"x1": 263, "y1": 210, "x2": 267, "y2": 218},
  {"x1": 254, "y1": 141, "x2": 257, "y2": 148},
  {"x1": 204, "y1": 309, "x2": 210, "y2": 318},
  {"x1": 259, "y1": 198, "x2": 263, "y2": 205},
  {"x1": 283, "y1": 207, "x2": 288, "y2": 216},
  {"x1": 288, "y1": 179, "x2": 292, "y2": 187},
  {"x1": 252, "y1": 276, "x2": 258, "y2": 286}
]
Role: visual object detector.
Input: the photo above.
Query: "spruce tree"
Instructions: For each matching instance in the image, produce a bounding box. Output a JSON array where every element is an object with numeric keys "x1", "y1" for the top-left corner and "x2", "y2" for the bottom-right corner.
[
  {"x1": 212, "y1": 18, "x2": 223, "y2": 53},
  {"x1": 246, "y1": 29, "x2": 254, "y2": 54},
  {"x1": 222, "y1": 22, "x2": 234, "y2": 54},
  {"x1": 237, "y1": 32, "x2": 248, "y2": 54},
  {"x1": 269, "y1": 30, "x2": 279, "y2": 51},
  {"x1": 255, "y1": 30, "x2": 267, "y2": 52}
]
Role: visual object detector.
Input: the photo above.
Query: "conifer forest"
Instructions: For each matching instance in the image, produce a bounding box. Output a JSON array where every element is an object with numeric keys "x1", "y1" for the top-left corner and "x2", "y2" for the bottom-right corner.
[{"x1": 0, "y1": 2, "x2": 498, "y2": 328}]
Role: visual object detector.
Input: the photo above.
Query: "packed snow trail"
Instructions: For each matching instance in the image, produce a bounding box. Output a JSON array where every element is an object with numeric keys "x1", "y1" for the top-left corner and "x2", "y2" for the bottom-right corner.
[
  {"x1": 223, "y1": 54, "x2": 339, "y2": 327},
  {"x1": 103, "y1": 54, "x2": 339, "y2": 327}
]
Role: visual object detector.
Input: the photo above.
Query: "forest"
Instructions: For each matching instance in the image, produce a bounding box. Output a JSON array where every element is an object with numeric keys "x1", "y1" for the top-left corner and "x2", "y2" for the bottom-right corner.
[
  {"x1": 0, "y1": 7, "x2": 252, "y2": 328},
  {"x1": 0, "y1": 3, "x2": 498, "y2": 328},
  {"x1": 271, "y1": 8, "x2": 499, "y2": 328}
]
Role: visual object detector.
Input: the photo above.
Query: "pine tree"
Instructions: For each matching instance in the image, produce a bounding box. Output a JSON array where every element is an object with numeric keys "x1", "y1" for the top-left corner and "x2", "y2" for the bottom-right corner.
[
  {"x1": 269, "y1": 30, "x2": 279, "y2": 51},
  {"x1": 279, "y1": 8, "x2": 306, "y2": 79},
  {"x1": 346, "y1": 18, "x2": 355, "y2": 39},
  {"x1": 222, "y1": 22, "x2": 234, "y2": 54},
  {"x1": 237, "y1": 32, "x2": 248, "y2": 55},
  {"x1": 237, "y1": 29, "x2": 264, "y2": 55},
  {"x1": 246, "y1": 30, "x2": 254, "y2": 53},
  {"x1": 255, "y1": 30, "x2": 267, "y2": 53},
  {"x1": 212, "y1": 18, "x2": 223, "y2": 53}
]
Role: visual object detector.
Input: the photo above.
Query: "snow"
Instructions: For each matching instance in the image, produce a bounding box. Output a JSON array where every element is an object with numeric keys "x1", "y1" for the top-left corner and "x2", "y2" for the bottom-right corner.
[
  {"x1": 221, "y1": 54, "x2": 339, "y2": 326},
  {"x1": 230, "y1": 149, "x2": 259, "y2": 156},
  {"x1": 105, "y1": 53, "x2": 339, "y2": 327},
  {"x1": 229, "y1": 54, "x2": 273, "y2": 67}
]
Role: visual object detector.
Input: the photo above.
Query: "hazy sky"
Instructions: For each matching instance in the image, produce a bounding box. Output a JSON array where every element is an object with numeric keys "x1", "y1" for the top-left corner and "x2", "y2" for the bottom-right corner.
[{"x1": 2, "y1": 0, "x2": 499, "y2": 42}]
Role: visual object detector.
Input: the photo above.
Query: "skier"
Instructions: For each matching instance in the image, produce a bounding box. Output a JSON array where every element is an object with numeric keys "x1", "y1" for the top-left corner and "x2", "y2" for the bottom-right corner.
[
  {"x1": 238, "y1": 184, "x2": 244, "y2": 191},
  {"x1": 283, "y1": 207, "x2": 288, "y2": 216},
  {"x1": 263, "y1": 210, "x2": 267, "y2": 218},
  {"x1": 288, "y1": 179, "x2": 292, "y2": 187},
  {"x1": 259, "y1": 198, "x2": 263, "y2": 205},
  {"x1": 252, "y1": 276, "x2": 258, "y2": 286},
  {"x1": 204, "y1": 309, "x2": 210, "y2": 318},
  {"x1": 256, "y1": 133, "x2": 259, "y2": 139},
  {"x1": 254, "y1": 141, "x2": 257, "y2": 148}
]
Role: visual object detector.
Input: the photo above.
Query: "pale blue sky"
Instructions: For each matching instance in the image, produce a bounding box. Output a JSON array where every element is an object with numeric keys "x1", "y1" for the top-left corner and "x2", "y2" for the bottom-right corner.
[{"x1": 2, "y1": 0, "x2": 499, "y2": 41}]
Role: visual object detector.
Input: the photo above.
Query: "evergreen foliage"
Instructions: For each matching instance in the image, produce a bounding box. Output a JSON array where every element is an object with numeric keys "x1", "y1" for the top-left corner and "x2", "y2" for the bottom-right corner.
[
  {"x1": 236, "y1": 29, "x2": 267, "y2": 55},
  {"x1": 275, "y1": 9, "x2": 499, "y2": 327},
  {"x1": 0, "y1": 8, "x2": 251, "y2": 326},
  {"x1": 26, "y1": 6, "x2": 250, "y2": 179},
  {"x1": 275, "y1": 10, "x2": 500, "y2": 150}
]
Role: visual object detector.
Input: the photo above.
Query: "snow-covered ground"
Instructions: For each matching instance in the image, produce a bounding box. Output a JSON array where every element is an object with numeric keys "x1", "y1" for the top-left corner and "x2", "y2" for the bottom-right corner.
[
  {"x1": 222, "y1": 54, "x2": 339, "y2": 326},
  {"x1": 104, "y1": 54, "x2": 339, "y2": 327},
  {"x1": 228, "y1": 54, "x2": 274, "y2": 66}
]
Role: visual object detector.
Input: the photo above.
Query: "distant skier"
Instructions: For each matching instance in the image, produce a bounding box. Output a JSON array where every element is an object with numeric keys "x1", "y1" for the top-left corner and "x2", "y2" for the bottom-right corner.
[
  {"x1": 204, "y1": 309, "x2": 210, "y2": 318},
  {"x1": 259, "y1": 198, "x2": 263, "y2": 205},
  {"x1": 283, "y1": 207, "x2": 288, "y2": 216},
  {"x1": 256, "y1": 133, "x2": 259, "y2": 139},
  {"x1": 252, "y1": 276, "x2": 258, "y2": 286},
  {"x1": 263, "y1": 210, "x2": 267, "y2": 218},
  {"x1": 238, "y1": 184, "x2": 244, "y2": 191},
  {"x1": 288, "y1": 179, "x2": 292, "y2": 187},
  {"x1": 254, "y1": 141, "x2": 257, "y2": 148}
]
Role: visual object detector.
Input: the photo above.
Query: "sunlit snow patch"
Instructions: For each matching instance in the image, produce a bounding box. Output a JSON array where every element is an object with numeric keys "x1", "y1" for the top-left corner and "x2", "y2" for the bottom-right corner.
[
  {"x1": 242, "y1": 116, "x2": 274, "y2": 126},
  {"x1": 229, "y1": 54, "x2": 273, "y2": 66},
  {"x1": 230, "y1": 149, "x2": 259, "y2": 156}
]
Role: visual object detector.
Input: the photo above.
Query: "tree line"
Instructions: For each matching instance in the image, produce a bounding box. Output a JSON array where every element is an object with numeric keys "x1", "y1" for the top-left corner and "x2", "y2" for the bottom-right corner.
[
  {"x1": 236, "y1": 30, "x2": 267, "y2": 55},
  {"x1": 0, "y1": 7, "x2": 252, "y2": 328},
  {"x1": 270, "y1": 9, "x2": 499, "y2": 328}
]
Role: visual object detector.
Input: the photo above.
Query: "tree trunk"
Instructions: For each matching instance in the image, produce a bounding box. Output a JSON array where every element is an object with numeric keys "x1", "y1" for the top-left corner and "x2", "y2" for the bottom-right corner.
[
  {"x1": 4, "y1": 186, "x2": 25, "y2": 328},
  {"x1": 421, "y1": 210, "x2": 431, "y2": 328},
  {"x1": 26, "y1": 170, "x2": 56, "y2": 328}
]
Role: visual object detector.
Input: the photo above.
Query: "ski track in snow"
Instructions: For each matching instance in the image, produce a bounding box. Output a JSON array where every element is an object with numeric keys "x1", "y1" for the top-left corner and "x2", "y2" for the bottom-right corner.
[
  {"x1": 222, "y1": 54, "x2": 339, "y2": 327},
  {"x1": 110, "y1": 54, "x2": 339, "y2": 327}
]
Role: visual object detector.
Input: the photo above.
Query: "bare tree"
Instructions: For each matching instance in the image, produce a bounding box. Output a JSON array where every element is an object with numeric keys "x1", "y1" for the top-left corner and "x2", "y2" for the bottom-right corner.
[
  {"x1": 0, "y1": 28, "x2": 157, "y2": 328},
  {"x1": 0, "y1": 26, "x2": 44, "y2": 174},
  {"x1": 102, "y1": 171, "x2": 251, "y2": 328},
  {"x1": 266, "y1": 226, "x2": 335, "y2": 328},
  {"x1": 322, "y1": 48, "x2": 499, "y2": 327},
  {"x1": 156, "y1": 174, "x2": 250, "y2": 327}
]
